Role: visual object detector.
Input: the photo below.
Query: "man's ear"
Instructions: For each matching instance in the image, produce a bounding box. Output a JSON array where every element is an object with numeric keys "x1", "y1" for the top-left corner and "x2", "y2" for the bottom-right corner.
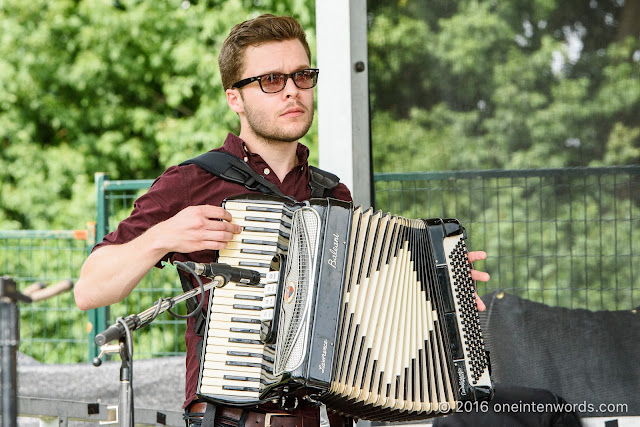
[{"x1": 226, "y1": 88, "x2": 244, "y2": 114}]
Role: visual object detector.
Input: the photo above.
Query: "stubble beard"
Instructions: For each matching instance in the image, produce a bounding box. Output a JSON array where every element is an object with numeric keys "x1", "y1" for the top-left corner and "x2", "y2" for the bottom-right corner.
[{"x1": 243, "y1": 102, "x2": 314, "y2": 145}]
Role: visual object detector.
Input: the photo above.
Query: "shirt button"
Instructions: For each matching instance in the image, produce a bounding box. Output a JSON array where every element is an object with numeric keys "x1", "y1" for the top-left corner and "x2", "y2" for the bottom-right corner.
[
  {"x1": 244, "y1": 145, "x2": 248, "y2": 152},
  {"x1": 243, "y1": 157, "x2": 248, "y2": 162},
  {"x1": 300, "y1": 166, "x2": 304, "y2": 171},
  {"x1": 264, "y1": 168, "x2": 270, "y2": 175}
]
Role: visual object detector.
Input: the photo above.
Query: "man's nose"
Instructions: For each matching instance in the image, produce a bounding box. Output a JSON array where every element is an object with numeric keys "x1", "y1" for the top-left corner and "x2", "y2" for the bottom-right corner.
[{"x1": 282, "y1": 75, "x2": 300, "y2": 96}]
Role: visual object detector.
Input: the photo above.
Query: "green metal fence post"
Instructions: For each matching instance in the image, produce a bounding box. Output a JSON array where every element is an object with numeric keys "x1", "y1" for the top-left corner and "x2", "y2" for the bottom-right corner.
[{"x1": 87, "y1": 172, "x2": 110, "y2": 360}]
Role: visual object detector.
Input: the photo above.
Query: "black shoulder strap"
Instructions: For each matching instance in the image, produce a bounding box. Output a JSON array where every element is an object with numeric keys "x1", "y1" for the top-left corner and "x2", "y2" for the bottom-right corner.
[
  {"x1": 308, "y1": 165, "x2": 340, "y2": 198},
  {"x1": 180, "y1": 151, "x2": 297, "y2": 203},
  {"x1": 180, "y1": 151, "x2": 341, "y2": 200}
]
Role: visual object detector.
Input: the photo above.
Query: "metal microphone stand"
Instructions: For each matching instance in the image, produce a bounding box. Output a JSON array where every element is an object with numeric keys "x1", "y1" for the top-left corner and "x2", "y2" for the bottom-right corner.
[
  {"x1": 0, "y1": 276, "x2": 32, "y2": 427},
  {"x1": 92, "y1": 273, "x2": 226, "y2": 427}
]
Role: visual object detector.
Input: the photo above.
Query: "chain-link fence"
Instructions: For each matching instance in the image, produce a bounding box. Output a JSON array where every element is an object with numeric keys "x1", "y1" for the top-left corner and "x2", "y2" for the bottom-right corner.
[
  {"x1": 88, "y1": 173, "x2": 186, "y2": 361},
  {"x1": 375, "y1": 166, "x2": 640, "y2": 311},
  {"x1": 0, "y1": 229, "x2": 93, "y2": 363}
]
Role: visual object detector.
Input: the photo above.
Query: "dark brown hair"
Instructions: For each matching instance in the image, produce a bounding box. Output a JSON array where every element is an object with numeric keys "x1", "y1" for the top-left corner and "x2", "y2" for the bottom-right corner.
[{"x1": 218, "y1": 14, "x2": 311, "y2": 90}]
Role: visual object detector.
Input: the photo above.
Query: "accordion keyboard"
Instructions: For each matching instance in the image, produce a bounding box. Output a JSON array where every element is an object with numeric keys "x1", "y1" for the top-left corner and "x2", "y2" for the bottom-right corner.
[{"x1": 198, "y1": 197, "x2": 292, "y2": 404}]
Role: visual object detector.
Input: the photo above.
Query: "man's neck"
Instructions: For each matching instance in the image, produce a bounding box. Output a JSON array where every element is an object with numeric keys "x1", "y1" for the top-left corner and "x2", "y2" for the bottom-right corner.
[{"x1": 240, "y1": 133, "x2": 299, "y2": 182}]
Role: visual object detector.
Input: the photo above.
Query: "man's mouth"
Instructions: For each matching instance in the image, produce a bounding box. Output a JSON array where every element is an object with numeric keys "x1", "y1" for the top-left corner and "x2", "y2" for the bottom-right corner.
[{"x1": 281, "y1": 105, "x2": 305, "y2": 117}]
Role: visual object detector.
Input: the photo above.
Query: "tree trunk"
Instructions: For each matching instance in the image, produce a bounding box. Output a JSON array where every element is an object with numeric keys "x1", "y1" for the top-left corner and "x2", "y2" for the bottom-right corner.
[{"x1": 616, "y1": 0, "x2": 640, "y2": 41}]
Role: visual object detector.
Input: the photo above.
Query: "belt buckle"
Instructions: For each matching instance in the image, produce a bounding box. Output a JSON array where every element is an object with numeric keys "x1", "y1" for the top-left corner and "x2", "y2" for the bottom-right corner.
[{"x1": 264, "y1": 413, "x2": 294, "y2": 427}]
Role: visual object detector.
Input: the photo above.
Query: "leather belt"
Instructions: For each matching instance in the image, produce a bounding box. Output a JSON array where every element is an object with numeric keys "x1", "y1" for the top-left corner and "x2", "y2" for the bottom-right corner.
[{"x1": 188, "y1": 403, "x2": 320, "y2": 427}]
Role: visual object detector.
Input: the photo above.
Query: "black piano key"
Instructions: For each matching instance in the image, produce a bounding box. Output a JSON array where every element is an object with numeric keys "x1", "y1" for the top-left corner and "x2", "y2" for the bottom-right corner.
[
  {"x1": 229, "y1": 338, "x2": 263, "y2": 345},
  {"x1": 242, "y1": 226, "x2": 279, "y2": 234},
  {"x1": 230, "y1": 317, "x2": 261, "y2": 324},
  {"x1": 232, "y1": 304, "x2": 262, "y2": 311},
  {"x1": 229, "y1": 327, "x2": 260, "y2": 334},
  {"x1": 234, "y1": 294, "x2": 263, "y2": 301},
  {"x1": 223, "y1": 375, "x2": 260, "y2": 382},
  {"x1": 222, "y1": 385, "x2": 260, "y2": 392},
  {"x1": 241, "y1": 248, "x2": 279, "y2": 256},
  {"x1": 241, "y1": 238, "x2": 277, "y2": 247},
  {"x1": 227, "y1": 350, "x2": 262, "y2": 358},
  {"x1": 226, "y1": 360, "x2": 263, "y2": 368}
]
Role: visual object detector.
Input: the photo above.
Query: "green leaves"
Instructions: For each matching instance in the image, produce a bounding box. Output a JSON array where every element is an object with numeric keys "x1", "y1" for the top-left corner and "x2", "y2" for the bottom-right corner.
[
  {"x1": 2, "y1": 0, "x2": 638, "y2": 223},
  {"x1": 0, "y1": 0, "x2": 316, "y2": 229}
]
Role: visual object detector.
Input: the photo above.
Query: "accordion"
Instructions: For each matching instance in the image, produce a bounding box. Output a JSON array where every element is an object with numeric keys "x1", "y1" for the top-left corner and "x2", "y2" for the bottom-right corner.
[{"x1": 196, "y1": 195, "x2": 493, "y2": 421}]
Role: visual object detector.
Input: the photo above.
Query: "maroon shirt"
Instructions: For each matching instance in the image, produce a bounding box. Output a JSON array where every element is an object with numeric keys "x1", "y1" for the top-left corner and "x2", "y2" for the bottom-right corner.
[{"x1": 94, "y1": 133, "x2": 352, "y2": 409}]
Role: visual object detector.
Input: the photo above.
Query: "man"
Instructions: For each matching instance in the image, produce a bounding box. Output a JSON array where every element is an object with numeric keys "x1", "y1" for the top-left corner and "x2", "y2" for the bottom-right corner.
[{"x1": 75, "y1": 13, "x2": 489, "y2": 427}]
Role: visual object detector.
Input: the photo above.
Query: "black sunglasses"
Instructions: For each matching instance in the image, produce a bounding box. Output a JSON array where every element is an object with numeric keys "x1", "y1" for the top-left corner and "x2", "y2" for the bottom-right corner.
[{"x1": 232, "y1": 68, "x2": 319, "y2": 93}]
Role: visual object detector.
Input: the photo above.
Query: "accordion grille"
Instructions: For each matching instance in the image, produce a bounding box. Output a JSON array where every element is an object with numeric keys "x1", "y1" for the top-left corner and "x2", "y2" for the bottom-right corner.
[{"x1": 274, "y1": 208, "x2": 321, "y2": 375}]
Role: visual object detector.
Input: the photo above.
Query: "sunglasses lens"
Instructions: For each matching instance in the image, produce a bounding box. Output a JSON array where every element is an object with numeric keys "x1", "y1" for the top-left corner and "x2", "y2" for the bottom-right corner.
[
  {"x1": 261, "y1": 73, "x2": 286, "y2": 93},
  {"x1": 293, "y1": 69, "x2": 317, "y2": 88}
]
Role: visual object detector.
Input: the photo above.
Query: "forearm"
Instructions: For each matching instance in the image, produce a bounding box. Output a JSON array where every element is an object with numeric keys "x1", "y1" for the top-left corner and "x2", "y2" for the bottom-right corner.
[
  {"x1": 74, "y1": 226, "x2": 169, "y2": 310},
  {"x1": 74, "y1": 204, "x2": 241, "y2": 311}
]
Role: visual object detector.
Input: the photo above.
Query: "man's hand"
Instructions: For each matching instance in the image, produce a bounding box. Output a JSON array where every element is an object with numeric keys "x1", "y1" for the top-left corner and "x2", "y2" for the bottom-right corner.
[
  {"x1": 153, "y1": 205, "x2": 242, "y2": 253},
  {"x1": 468, "y1": 250, "x2": 490, "y2": 312}
]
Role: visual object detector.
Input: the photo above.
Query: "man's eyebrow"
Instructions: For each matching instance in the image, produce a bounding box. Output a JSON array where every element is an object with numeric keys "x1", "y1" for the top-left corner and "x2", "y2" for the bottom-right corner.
[{"x1": 256, "y1": 65, "x2": 312, "y2": 75}]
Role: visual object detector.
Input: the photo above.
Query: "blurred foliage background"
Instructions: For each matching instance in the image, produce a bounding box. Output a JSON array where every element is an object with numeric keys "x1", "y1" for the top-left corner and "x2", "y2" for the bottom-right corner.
[
  {"x1": 368, "y1": 0, "x2": 640, "y2": 172},
  {"x1": 0, "y1": 0, "x2": 316, "y2": 230},
  {"x1": 1, "y1": 0, "x2": 638, "y2": 229}
]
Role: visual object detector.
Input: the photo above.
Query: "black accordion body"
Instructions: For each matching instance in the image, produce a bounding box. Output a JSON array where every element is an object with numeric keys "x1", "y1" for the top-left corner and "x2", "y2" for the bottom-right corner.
[{"x1": 197, "y1": 195, "x2": 493, "y2": 421}]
